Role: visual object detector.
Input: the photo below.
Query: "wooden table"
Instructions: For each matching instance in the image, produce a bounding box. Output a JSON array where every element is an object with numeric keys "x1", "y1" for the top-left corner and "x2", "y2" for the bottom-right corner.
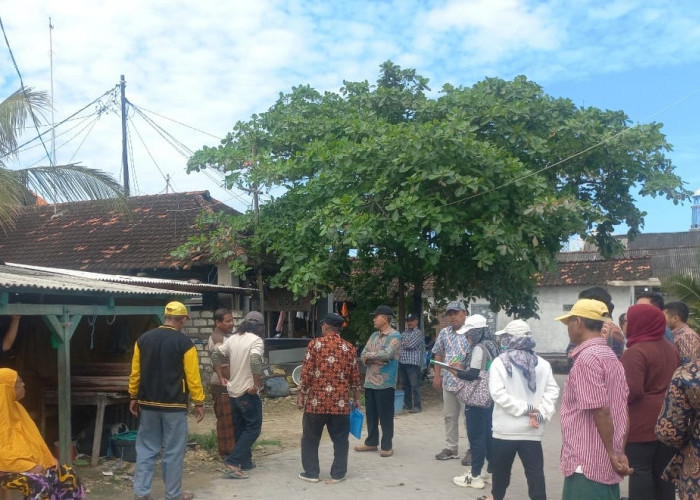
[{"x1": 40, "y1": 390, "x2": 130, "y2": 467}]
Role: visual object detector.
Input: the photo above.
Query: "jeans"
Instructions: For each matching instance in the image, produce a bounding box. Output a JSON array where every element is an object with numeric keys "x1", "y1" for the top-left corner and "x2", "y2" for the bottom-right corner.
[
  {"x1": 364, "y1": 387, "x2": 395, "y2": 451},
  {"x1": 491, "y1": 438, "x2": 546, "y2": 500},
  {"x1": 301, "y1": 412, "x2": 350, "y2": 480},
  {"x1": 465, "y1": 405, "x2": 492, "y2": 476},
  {"x1": 625, "y1": 441, "x2": 676, "y2": 500},
  {"x1": 399, "y1": 363, "x2": 422, "y2": 410},
  {"x1": 225, "y1": 392, "x2": 263, "y2": 468},
  {"x1": 133, "y1": 409, "x2": 188, "y2": 500}
]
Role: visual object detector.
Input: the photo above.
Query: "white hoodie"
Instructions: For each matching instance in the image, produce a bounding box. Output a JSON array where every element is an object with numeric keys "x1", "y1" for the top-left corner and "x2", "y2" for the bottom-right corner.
[{"x1": 488, "y1": 354, "x2": 560, "y2": 441}]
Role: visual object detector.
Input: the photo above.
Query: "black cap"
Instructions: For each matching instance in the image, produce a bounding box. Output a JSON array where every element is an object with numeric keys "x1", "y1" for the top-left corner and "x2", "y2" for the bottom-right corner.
[
  {"x1": 321, "y1": 313, "x2": 345, "y2": 328},
  {"x1": 370, "y1": 305, "x2": 394, "y2": 317},
  {"x1": 406, "y1": 312, "x2": 419, "y2": 321}
]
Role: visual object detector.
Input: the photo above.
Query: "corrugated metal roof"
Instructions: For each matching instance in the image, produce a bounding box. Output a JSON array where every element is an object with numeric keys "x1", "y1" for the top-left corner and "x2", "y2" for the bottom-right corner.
[
  {"x1": 8, "y1": 263, "x2": 256, "y2": 294},
  {"x1": 0, "y1": 263, "x2": 196, "y2": 297}
]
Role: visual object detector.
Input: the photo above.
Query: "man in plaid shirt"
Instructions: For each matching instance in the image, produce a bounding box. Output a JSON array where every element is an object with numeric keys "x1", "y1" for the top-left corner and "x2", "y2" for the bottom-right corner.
[{"x1": 399, "y1": 312, "x2": 424, "y2": 413}]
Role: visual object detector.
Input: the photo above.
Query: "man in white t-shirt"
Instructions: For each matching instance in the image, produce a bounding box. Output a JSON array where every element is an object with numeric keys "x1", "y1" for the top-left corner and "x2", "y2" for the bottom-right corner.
[{"x1": 212, "y1": 311, "x2": 265, "y2": 479}]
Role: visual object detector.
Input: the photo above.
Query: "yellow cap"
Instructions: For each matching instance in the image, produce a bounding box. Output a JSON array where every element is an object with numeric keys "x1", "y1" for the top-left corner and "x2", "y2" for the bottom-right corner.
[
  {"x1": 555, "y1": 298, "x2": 609, "y2": 324},
  {"x1": 164, "y1": 301, "x2": 189, "y2": 317}
]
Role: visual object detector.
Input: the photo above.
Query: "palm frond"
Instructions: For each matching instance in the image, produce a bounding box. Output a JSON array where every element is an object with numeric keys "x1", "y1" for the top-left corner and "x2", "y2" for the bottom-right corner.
[
  {"x1": 13, "y1": 164, "x2": 124, "y2": 203},
  {"x1": 0, "y1": 88, "x2": 51, "y2": 157},
  {"x1": 663, "y1": 274, "x2": 700, "y2": 331}
]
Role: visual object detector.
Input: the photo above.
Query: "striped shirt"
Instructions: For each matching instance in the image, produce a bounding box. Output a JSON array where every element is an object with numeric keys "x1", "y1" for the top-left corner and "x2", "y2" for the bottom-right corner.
[
  {"x1": 560, "y1": 337, "x2": 629, "y2": 485},
  {"x1": 399, "y1": 327, "x2": 424, "y2": 366}
]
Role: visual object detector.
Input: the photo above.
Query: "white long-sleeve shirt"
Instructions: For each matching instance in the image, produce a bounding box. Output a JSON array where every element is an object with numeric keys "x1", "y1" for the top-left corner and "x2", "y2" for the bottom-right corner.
[{"x1": 489, "y1": 354, "x2": 560, "y2": 441}]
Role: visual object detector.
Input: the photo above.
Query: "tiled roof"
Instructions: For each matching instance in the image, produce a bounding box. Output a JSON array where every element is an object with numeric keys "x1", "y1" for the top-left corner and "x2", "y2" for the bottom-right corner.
[
  {"x1": 0, "y1": 191, "x2": 239, "y2": 271},
  {"x1": 539, "y1": 256, "x2": 653, "y2": 286}
]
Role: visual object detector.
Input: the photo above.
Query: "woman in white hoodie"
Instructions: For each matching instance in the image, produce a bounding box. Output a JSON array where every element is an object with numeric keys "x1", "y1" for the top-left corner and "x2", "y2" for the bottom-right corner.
[{"x1": 482, "y1": 320, "x2": 560, "y2": 500}]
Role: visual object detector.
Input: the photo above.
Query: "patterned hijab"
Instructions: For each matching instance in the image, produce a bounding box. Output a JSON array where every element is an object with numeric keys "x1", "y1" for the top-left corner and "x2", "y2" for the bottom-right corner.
[
  {"x1": 466, "y1": 327, "x2": 501, "y2": 365},
  {"x1": 501, "y1": 334, "x2": 539, "y2": 393},
  {"x1": 0, "y1": 368, "x2": 56, "y2": 472}
]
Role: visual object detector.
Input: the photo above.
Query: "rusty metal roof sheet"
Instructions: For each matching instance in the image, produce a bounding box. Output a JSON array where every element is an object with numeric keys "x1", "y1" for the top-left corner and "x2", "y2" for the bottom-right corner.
[{"x1": 0, "y1": 263, "x2": 196, "y2": 297}]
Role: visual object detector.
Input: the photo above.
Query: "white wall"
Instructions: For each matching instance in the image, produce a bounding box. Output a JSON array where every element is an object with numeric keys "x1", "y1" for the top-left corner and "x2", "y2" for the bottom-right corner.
[{"x1": 491, "y1": 285, "x2": 636, "y2": 354}]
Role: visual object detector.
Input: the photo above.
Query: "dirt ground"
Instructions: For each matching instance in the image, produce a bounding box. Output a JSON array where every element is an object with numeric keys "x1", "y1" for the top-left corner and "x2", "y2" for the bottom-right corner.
[
  {"x1": 74, "y1": 393, "x2": 301, "y2": 498},
  {"x1": 76, "y1": 382, "x2": 442, "y2": 498}
]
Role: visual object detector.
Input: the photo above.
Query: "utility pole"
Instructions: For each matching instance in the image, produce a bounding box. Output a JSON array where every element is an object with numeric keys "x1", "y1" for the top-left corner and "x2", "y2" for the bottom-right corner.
[
  {"x1": 251, "y1": 144, "x2": 264, "y2": 319},
  {"x1": 120, "y1": 75, "x2": 130, "y2": 196},
  {"x1": 48, "y1": 18, "x2": 55, "y2": 167}
]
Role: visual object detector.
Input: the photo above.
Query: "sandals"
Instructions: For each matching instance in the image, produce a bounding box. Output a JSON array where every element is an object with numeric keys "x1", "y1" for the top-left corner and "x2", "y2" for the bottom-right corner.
[
  {"x1": 477, "y1": 496, "x2": 494, "y2": 500},
  {"x1": 223, "y1": 465, "x2": 249, "y2": 479}
]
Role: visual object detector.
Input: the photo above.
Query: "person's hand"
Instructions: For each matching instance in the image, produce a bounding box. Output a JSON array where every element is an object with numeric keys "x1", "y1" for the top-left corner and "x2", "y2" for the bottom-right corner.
[
  {"x1": 432, "y1": 373, "x2": 442, "y2": 391},
  {"x1": 246, "y1": 386, "x2": 259, "y2": 395},
  {"x1": 353, "y1": 399, "x2": 361, "y2": 409},
  {"x1": 129, "y1": 399, "x2": 139, "y2": 417},
  {"x1": 296, "y1": 392, "x2": 305, "y2": 410},
  {"x1": 528, "y1": 412, "x2": 540, "y2": 429},
  {"x1": 610, "y1": 452, "x2": 634, "y2": 476},
  {"x1": 193, "y1": 405, "x2": 205, "y2": 423},
  {"x1": 218, "y1": 376, "x2": 228, "y2": 386},
  {"x1": 26, "y1": 464, "x2": 47, "y2": 474}
]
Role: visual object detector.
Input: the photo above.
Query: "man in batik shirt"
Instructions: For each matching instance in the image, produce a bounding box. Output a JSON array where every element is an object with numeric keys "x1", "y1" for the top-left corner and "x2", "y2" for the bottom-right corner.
[
  {"x1": 297, "y1": 313, "x2": 361, "y2": 484},
  {"x1": 663, "y1": 301, "x2": 700, "y2": 365}
]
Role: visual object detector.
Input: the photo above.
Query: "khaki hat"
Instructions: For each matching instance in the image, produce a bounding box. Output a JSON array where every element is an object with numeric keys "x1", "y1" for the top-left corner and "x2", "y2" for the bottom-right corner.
[
  {"x1": 555, "y1": 299, "x2": 610, "y2": 324},
  {"x1": 495, "y1": 319, "x2": 531, "y2": 337},
  {"x1": 164, "y1": 301, "x2": 189, "y2": 317}
]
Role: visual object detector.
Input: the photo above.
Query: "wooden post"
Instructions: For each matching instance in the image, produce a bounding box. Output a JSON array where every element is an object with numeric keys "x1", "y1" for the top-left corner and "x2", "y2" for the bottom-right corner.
[{"x1": 43, "y1": 312, "x2": 81, "y2": 465}]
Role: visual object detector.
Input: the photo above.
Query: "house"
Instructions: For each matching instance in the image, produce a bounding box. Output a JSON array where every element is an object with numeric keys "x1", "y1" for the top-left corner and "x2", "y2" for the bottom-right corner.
[
  {"x1": 0, "y1": 262, "x2": 202, "y2": 465},
  {"x1": 497, "y1": 231, "x2": 700, "y2": 353}
]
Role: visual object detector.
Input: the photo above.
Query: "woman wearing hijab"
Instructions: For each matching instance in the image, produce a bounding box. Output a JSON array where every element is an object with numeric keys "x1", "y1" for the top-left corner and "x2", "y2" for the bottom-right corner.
[
  {"x1": 471, "y1": 320, "x2": 560, "y2": 500},
  {"x1": 622, "y1": 304, "x2": 679, "y2": 500},
  {"x1": 0, "y1": 368, "x2": 84, "y2": 499},
  {"x1": 451, "y1": 315, "x2": 501, "y2": 490}
]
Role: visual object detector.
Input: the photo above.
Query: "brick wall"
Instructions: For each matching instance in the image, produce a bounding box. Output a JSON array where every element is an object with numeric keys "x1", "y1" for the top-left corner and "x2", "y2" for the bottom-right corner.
[{"x1": 184, "y1": 309, "x2": 244, "y2": 390}]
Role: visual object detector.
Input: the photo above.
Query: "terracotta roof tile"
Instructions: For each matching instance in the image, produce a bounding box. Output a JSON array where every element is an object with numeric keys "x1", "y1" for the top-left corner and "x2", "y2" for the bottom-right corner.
[
  {"x1": 0, "y1": 191, "x2": 239, "y2": 272},
  {"x1": 540, "y1": 256, "x2": 653, "y2": 286}
]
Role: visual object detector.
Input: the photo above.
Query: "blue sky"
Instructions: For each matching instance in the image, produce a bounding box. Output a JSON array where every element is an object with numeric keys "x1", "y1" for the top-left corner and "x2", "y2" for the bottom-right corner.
[{"x1": 1, "y1": 0, "x2": 699, "y2": 233}]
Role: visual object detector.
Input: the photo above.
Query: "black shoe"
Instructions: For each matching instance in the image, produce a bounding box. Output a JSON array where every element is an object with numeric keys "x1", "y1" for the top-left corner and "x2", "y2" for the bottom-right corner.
[
  {"x1": 299, "y1": 472, "x2": 320, "y2": 483},
  {"x1": 461, "y1": 449, "x2": 472, "y2": 466}
]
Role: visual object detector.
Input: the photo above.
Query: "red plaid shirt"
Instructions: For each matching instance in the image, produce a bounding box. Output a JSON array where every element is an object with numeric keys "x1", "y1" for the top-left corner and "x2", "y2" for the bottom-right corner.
[{"x1": 299, "y1": 333, "x2": 361, "y2": 415}]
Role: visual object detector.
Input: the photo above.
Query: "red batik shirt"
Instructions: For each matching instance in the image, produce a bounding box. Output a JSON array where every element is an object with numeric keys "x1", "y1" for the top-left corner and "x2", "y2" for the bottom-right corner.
[{"x1": 300, "y1": 333, "x2": 361, "y2": 415}]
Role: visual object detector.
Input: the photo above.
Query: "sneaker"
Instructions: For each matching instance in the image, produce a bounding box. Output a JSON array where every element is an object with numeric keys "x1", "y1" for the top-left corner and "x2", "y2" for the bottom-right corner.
[
  {"x1": 379, "y1": 448, "x2": 393, "y2": 457},
  {"x1": 461, "y1": 449, "x2": 472, "y2": 466},
  {"x1": 325, "y1": 476, "x2": 346, "y2": 484},
  {"x1": 298, "y1": 472, "x2": 320, "y2": 483},
  {"x1": 480, "y1": 470, "x2": 492, "y2": 484},
  {"x1": 453, "y1": 472, "x2": 485, "y2": 489},
  {"x1": 409, "y1": 408, "x2": 422, "y2": 413},
  {"x1": 435, "y1": 448, "x2": 459, "y2": 460},
  {"x1": 354, "y1": 444, "x2": 378, "y2": 452}
]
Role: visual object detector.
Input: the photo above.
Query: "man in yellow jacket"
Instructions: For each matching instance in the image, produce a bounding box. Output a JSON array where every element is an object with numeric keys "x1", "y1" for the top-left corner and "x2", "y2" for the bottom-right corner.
[{"x1": 129, "y1": 301, "x2": 205, "y2": 500}]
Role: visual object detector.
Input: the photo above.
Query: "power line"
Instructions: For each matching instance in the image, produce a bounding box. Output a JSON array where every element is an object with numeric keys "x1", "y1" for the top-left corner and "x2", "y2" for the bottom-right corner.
[
  {"x1": 135, "y1": 105, "x2": 222, "y2": 140},
  {"x1": 0, "y1": 14, "x2": 53, "y2": 165}
]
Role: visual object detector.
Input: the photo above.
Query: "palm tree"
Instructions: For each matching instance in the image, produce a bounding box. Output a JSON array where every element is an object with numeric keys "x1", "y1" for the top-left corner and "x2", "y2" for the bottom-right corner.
[
  {"x1": 0, "y1": 88, "x2": 123, "y2": 230},
  {"x1": 663, "y1": 274, "x2": 700, "y2": 331}
]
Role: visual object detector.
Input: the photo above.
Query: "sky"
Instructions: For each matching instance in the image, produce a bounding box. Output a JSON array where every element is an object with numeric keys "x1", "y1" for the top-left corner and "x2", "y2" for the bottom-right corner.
[{"x1": 1, "y1": 0, "x2": 699, "y2": 234}]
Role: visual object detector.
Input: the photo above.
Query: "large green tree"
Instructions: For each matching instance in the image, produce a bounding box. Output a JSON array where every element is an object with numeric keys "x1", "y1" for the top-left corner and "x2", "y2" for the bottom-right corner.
[
  {"x1": 0, "y1": 88, "x2": 123, "y2": 229},
  {"x1": 184, "y1": 62, "x2": 688, "y2": 325}
]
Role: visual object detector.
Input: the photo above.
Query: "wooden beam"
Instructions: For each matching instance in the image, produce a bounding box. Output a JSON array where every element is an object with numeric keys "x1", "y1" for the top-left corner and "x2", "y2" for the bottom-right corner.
[{"x1": 0, "y1": 304, "x2": 167, "y2": 316}]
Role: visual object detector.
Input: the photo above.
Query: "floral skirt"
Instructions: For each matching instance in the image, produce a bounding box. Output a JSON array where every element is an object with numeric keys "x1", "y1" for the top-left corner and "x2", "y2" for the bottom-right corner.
[{"x1": 0, "y1": 465, "x2": 85, "y2": 500}]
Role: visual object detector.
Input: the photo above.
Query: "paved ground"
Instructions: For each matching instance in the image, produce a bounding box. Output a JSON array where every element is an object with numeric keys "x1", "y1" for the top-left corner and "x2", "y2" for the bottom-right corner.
[{"x1": 193, "y1": 374, "x2": 629, "y2": 500}]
